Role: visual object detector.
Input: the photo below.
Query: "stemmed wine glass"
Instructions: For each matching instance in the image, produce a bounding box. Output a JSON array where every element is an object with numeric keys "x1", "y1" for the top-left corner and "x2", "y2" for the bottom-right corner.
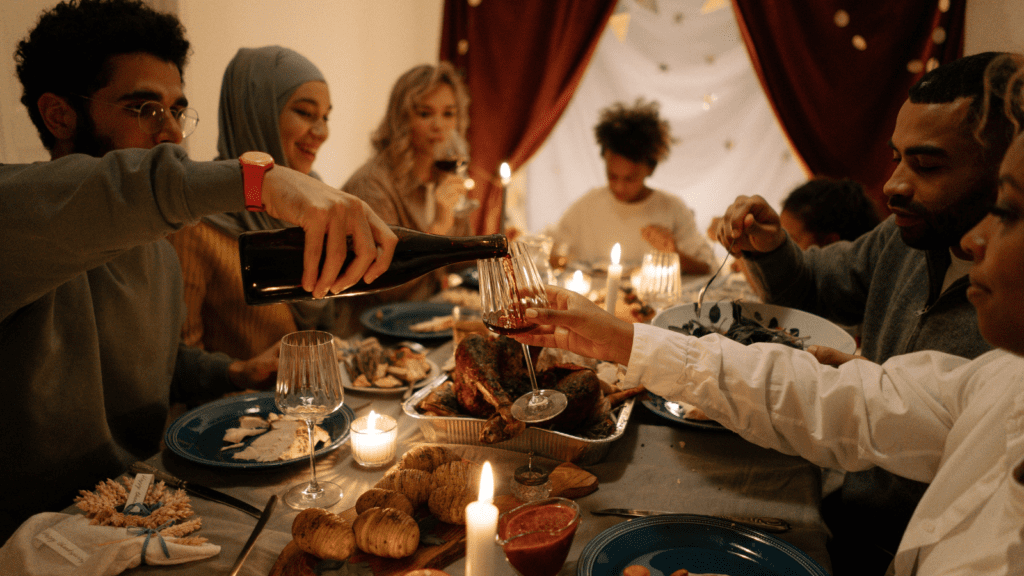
[
  {"x1": 434, "y1": 130, "x2": 479, "y2": 217},
  {"x1": 276, "y1": 330, "x2": 345, "y2": 509},
  {"x1": 433, "y1": 129, "x2": 469, "y2": 176},
  {"x1": 477, "y1": 241, "x2": 568, "y2": 422}
]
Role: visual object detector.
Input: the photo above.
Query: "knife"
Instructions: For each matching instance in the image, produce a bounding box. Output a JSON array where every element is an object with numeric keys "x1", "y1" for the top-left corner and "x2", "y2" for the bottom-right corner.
[
  {"x1": 591, "y1": 508, "x2": 791, "y2": 533},
  {"x1": 228, "y1": 494, "x2": 278, "y2": 576},
  {"x1": 129, "y1": 461, "x2": 262, "y2": 519}
]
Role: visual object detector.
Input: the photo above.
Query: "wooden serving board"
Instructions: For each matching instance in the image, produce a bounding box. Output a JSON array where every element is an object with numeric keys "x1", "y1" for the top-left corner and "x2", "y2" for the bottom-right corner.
[{"x1": 270, "y1": 463, "x2": 598, "y2": 576}]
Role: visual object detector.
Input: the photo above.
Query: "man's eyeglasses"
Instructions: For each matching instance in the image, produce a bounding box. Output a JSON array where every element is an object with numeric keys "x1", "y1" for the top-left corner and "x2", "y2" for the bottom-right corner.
[{"x1": 77, "y1": 96, "x2": 199, "y2": 138}]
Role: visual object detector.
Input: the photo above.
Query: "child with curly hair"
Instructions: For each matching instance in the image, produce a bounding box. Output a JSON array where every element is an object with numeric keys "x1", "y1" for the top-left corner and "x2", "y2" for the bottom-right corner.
[{"x1": 551, "y1": 99, "x2": 714, "y2": 274}]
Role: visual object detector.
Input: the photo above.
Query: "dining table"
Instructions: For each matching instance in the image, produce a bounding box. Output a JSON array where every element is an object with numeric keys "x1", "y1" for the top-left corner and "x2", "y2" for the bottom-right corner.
[{"x1": 58, "y1": 272, "x2": 833, "y2": 576}]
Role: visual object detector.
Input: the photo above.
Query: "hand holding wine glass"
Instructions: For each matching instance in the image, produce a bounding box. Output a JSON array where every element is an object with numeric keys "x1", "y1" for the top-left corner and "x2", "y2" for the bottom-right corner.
[
  {"x1": 477, "y1": 242, "x2": 568, "y2": 422},
  {"x1": 276, "y1": 330, "x2": 345, "y2": 509}
]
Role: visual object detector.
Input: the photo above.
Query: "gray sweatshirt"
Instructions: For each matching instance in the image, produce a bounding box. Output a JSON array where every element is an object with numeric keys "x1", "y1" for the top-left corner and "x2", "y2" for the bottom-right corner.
[
  {"x1": 742, "y1": 215, "x2": 992, "y2": 559},
  {"x1": 0, "y1": 145, "x2": 243, "y2": 539}
]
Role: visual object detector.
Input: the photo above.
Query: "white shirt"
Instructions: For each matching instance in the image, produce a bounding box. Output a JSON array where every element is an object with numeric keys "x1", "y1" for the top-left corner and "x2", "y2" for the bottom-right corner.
[
  {"x1": 551, "y1": 186, "x2": 715, "y2": 269},
  {"x1": 624, "y1": 324, "x2": 1024, "y2": 575}
]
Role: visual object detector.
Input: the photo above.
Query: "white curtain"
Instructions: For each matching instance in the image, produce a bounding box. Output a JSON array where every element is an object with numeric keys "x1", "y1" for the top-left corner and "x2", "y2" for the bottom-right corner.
[{"x1": 522, "y1": 0, "x2": 808, "y2": 254}]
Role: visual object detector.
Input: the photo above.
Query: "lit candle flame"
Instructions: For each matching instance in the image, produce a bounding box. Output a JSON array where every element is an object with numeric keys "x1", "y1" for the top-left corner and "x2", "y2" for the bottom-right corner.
[
  {"x1": 499, "y1": 162, "x2": 511, "y2": 184},
  {"x1": 367, "y1": 410, "x2": 379, "y2": 432},
  {"x1": 478, "y1": 461, "x2": 494, "y2": 503},
  {"x1": 611, "y1": 243, "x2": 621, "y2": 266}
]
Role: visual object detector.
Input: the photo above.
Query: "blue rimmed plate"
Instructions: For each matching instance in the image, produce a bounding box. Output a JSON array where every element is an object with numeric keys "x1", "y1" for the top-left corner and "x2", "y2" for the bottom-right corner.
[
  {"x1": 577, "y1": 514, "x2": 828, "y2": 576},
  {"x1": 165, "y1": 392, "x2": 353, "y2": 469},
  {"x1": 360, "y1": 301, "x2": 457, "y2": 341}
]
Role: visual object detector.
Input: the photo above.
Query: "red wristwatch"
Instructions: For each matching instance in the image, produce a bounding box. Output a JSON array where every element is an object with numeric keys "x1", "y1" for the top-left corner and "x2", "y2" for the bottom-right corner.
[{"x1": 240, "y1": 151, "x2": 274, "y2": 212}]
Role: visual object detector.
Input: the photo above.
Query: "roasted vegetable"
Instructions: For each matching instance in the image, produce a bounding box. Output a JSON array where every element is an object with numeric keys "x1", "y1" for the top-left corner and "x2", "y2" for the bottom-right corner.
[
  {"x1": 427, "y1": 483, "x2": 474, "y2": 525},
  {"x1": 374, "y1": 468, "x2": 433, "y2": 507},
  {"x1": 430, "y1": 460, "x2": 480, "y2": 492},
  {"x1": 268, "y1": 540, "x2": 318, "y2": 576},
  {"x1": 352, "y1": 506, "x2": 420, "y2": 558},
  {"x1": 355, "y1": 488, "x2": 414, "y2": 516},
  {"x1": 398, "y1": 445, "x2": 462, "y2": 472},
  {"x1": 291, "y1": 507, "x2": 356, "y2": 561}
]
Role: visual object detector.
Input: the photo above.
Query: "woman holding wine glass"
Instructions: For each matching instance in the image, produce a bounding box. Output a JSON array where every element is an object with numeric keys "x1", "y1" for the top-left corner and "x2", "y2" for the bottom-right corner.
[{"x1": 336, "y1": 61, "x2": 474, "y2": 335}]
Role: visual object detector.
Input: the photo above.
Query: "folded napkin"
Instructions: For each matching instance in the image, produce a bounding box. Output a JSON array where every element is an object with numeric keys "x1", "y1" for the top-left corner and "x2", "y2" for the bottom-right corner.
[{"x1": 0, "y1": 512, "x2": 220, "y2": 576}]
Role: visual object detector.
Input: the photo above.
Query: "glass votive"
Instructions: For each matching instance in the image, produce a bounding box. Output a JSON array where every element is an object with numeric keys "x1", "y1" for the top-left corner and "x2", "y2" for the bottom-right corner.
[
  {"x1": 350, "y1": 411, "x2": 397, "y2": 468},
  {"x1": 511, "y1": 464, "x2": 552, "y2": 503},
  {"x1": 562, "y1": 269, "x2": 592, "y2": 296}
]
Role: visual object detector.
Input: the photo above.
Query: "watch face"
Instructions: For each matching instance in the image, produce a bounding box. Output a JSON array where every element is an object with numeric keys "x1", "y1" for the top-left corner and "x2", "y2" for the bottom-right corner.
[{"x1": 241, "y1": 151, "x2": 274, "y2": 167}]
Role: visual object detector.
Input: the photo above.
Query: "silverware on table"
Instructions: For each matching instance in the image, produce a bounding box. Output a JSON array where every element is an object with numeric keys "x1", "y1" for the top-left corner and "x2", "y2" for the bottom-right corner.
[
  {"x1": 591, "y1": 508, "x2": 791, "y2": 533},
  {"x1": 129, "y1": 462, "x2": 262, "y2": 519},
  {"x1": 227, "y1": 494, "x2": 278, "y2": 576}
]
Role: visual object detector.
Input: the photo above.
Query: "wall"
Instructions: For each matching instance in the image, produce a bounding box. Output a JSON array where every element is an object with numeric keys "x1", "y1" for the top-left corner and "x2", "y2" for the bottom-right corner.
[
  {"x1": 0, "y1": 0, "x2": 444, "y2": 189},
  {"x1": 178, "y1": 0, "x2": 443, "y2": 188},
  {"x1": 1, "y1": 0, "x2": 1022, "y2": 182}
]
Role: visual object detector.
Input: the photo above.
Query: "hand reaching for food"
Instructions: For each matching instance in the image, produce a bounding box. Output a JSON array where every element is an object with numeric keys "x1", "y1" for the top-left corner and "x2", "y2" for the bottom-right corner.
[{"x1": 640, "y1": 224, "x2": 677, "y2": 252}]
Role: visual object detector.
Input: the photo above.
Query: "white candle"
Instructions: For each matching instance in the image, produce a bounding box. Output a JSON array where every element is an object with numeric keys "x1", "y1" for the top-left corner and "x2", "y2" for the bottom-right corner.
[
  {"x1": 605, "y1": 243, "x2": 623, "y2": 314},
  {"x1": 465, "y1": 461, "x2": 500, "y2": 576},
  {"x1": 350, "y1": 411, "x2": 397, "y2": 468},
  {"x1": 565, "y1": 270, "x2": 592, "y2": 295}
]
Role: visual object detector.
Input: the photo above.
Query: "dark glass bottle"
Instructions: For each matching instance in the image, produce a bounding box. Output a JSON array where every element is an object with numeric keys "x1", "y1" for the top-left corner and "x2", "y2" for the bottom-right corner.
[{"x1": 238, "y1": 226, "x2": 508, "y2": 305}]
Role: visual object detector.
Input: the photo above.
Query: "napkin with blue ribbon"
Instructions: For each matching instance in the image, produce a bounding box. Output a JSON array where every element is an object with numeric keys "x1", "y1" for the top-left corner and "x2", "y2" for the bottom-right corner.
[{"x1": 0, "y1": 512, "x2": 219, "y2": 576}]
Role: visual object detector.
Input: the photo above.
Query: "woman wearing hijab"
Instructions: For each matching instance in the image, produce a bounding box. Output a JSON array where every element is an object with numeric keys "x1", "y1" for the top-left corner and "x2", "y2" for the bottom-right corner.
[
  {"x1": 334, "y1": 62, "x2": 472, "y2": 335},
  {"x1": 168, "y1": 46, "x2": 334, "y2": 361}
]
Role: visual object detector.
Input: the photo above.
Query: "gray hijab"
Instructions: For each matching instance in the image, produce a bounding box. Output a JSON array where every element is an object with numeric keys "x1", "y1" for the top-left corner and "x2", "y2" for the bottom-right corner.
[
  {"x1": 205, "y1": 46, "x2": 333, "y2": 329},
  {"x1": 206, "y1": 45, "x2": 326, "y2": 235}
]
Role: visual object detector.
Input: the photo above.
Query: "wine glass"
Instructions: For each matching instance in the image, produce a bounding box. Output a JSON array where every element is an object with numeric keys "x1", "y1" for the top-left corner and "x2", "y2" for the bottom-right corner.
[
  {"x1": 477, "y1": 241, "x2": 568, "y2": 422},
  {"x1": 433, "y1": 129, "x2": 469, "y2": 176},
  {"x1": 636, "y1": 250, "x2": 682, "y2": 313},
  {"x1": 276, "y1": 330, "x2": 345, "y2": 509}
]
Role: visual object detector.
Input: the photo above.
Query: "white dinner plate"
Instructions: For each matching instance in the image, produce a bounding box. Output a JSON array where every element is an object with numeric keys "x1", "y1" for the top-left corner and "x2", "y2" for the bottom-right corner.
[{"x1": 652, "y1": 300, "x2": 857, "y2": 354}]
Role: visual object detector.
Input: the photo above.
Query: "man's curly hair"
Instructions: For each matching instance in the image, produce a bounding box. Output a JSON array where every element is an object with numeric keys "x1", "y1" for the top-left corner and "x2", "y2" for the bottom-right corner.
[
  {"x1": 14, "y1": 0, "x2": 191, "y2": 151},
  {"x1": 594, "y1": 98, "x2": 674, "y2": 168}
]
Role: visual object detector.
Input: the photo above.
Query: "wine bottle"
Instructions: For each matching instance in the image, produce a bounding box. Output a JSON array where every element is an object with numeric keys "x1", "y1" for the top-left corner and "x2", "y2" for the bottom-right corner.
[{"x1": 238, "y1": 226, "x2": 508, "y2": 305}]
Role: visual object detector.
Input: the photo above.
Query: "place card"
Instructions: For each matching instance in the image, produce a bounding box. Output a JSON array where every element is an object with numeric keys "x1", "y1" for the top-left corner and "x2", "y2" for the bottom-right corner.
[{"x1": 35, "y1": 527, "x2": 87, "y2": 566}]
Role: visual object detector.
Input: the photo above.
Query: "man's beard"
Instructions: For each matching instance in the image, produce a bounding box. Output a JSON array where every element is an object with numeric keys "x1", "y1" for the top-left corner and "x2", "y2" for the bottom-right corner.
[
  {"x1": 71, "y1": 111, "x2": 116, "y2": 157},
  {"x1": 891, "y1": 183, "x2": 996, "y2": 251}
]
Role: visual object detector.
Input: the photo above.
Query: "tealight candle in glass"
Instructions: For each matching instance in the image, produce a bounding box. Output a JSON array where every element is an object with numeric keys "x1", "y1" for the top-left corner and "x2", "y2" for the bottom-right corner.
[{"x1": 350, "y1": 411, "x2": 397, "y2": 468}]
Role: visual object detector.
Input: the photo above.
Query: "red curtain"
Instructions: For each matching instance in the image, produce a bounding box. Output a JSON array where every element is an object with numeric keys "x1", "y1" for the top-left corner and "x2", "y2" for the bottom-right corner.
[
  {"x1": 440, "y1": 0, "x2": 617, "y2": 234},
  {"x1": 731, "y1": 0, "x2": 965, "y2": 214}
]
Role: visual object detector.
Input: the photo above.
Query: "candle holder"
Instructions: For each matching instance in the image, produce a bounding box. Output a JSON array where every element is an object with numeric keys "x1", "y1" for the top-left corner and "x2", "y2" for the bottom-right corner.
[{"x1": 350, "y1": 412, "x2": 398, "y2": 468}]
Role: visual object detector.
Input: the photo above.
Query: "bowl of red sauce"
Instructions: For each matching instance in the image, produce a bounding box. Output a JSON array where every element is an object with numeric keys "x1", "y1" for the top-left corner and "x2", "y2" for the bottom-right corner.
[{"x1": 496, "y1": 497, "x2": 582, "y2": 576}]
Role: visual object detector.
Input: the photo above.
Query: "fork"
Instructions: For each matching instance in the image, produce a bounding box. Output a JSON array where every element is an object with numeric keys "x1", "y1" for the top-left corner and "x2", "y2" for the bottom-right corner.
[{"x1": 695, "y1": 237, "x2": 735, "y2": 318}]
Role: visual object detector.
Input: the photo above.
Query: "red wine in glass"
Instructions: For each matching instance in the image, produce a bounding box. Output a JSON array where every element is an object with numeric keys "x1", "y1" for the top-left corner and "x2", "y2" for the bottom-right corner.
[{"x1": 477, "y1": 246, "x2": 568, "y2": 423}]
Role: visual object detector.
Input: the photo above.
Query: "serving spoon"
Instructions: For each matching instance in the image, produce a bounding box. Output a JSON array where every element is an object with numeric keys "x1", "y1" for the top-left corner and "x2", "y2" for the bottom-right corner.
[{"x1": 695, "y1": 237, "x2": 735, "y2": 318}]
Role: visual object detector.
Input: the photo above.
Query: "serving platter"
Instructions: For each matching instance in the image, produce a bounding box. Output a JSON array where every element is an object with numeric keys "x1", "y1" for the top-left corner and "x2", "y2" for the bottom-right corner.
[
  {"x1": 577, "y1": 514, "x2": 828, "y2": 576},
  {"x1": 338, "y1": 347, "x2": 442, "y2": 395},
  {"x1": 165, "y1": 392, "x2": 354, "y2": 469},
  {"x1": 652, "y1": 300, "x2": 857, "y2": 354},
  {"x1": 404, "y1": 377, "x2": 634, "y2": 465}
]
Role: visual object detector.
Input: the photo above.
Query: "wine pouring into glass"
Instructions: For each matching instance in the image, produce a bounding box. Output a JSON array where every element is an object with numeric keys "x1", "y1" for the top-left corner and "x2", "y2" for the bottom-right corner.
[
  {"x1": 478, "y1": 242, "x2": 568, "y2": 422},
  {"x1": 276, "y1": 330, "x2": 345, "y2": 509}
]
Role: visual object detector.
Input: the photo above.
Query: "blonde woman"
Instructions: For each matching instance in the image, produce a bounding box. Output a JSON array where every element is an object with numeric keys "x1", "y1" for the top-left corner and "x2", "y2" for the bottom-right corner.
[{"x1": 337, "y1": 62, "x2": 472, "y2": 335}]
